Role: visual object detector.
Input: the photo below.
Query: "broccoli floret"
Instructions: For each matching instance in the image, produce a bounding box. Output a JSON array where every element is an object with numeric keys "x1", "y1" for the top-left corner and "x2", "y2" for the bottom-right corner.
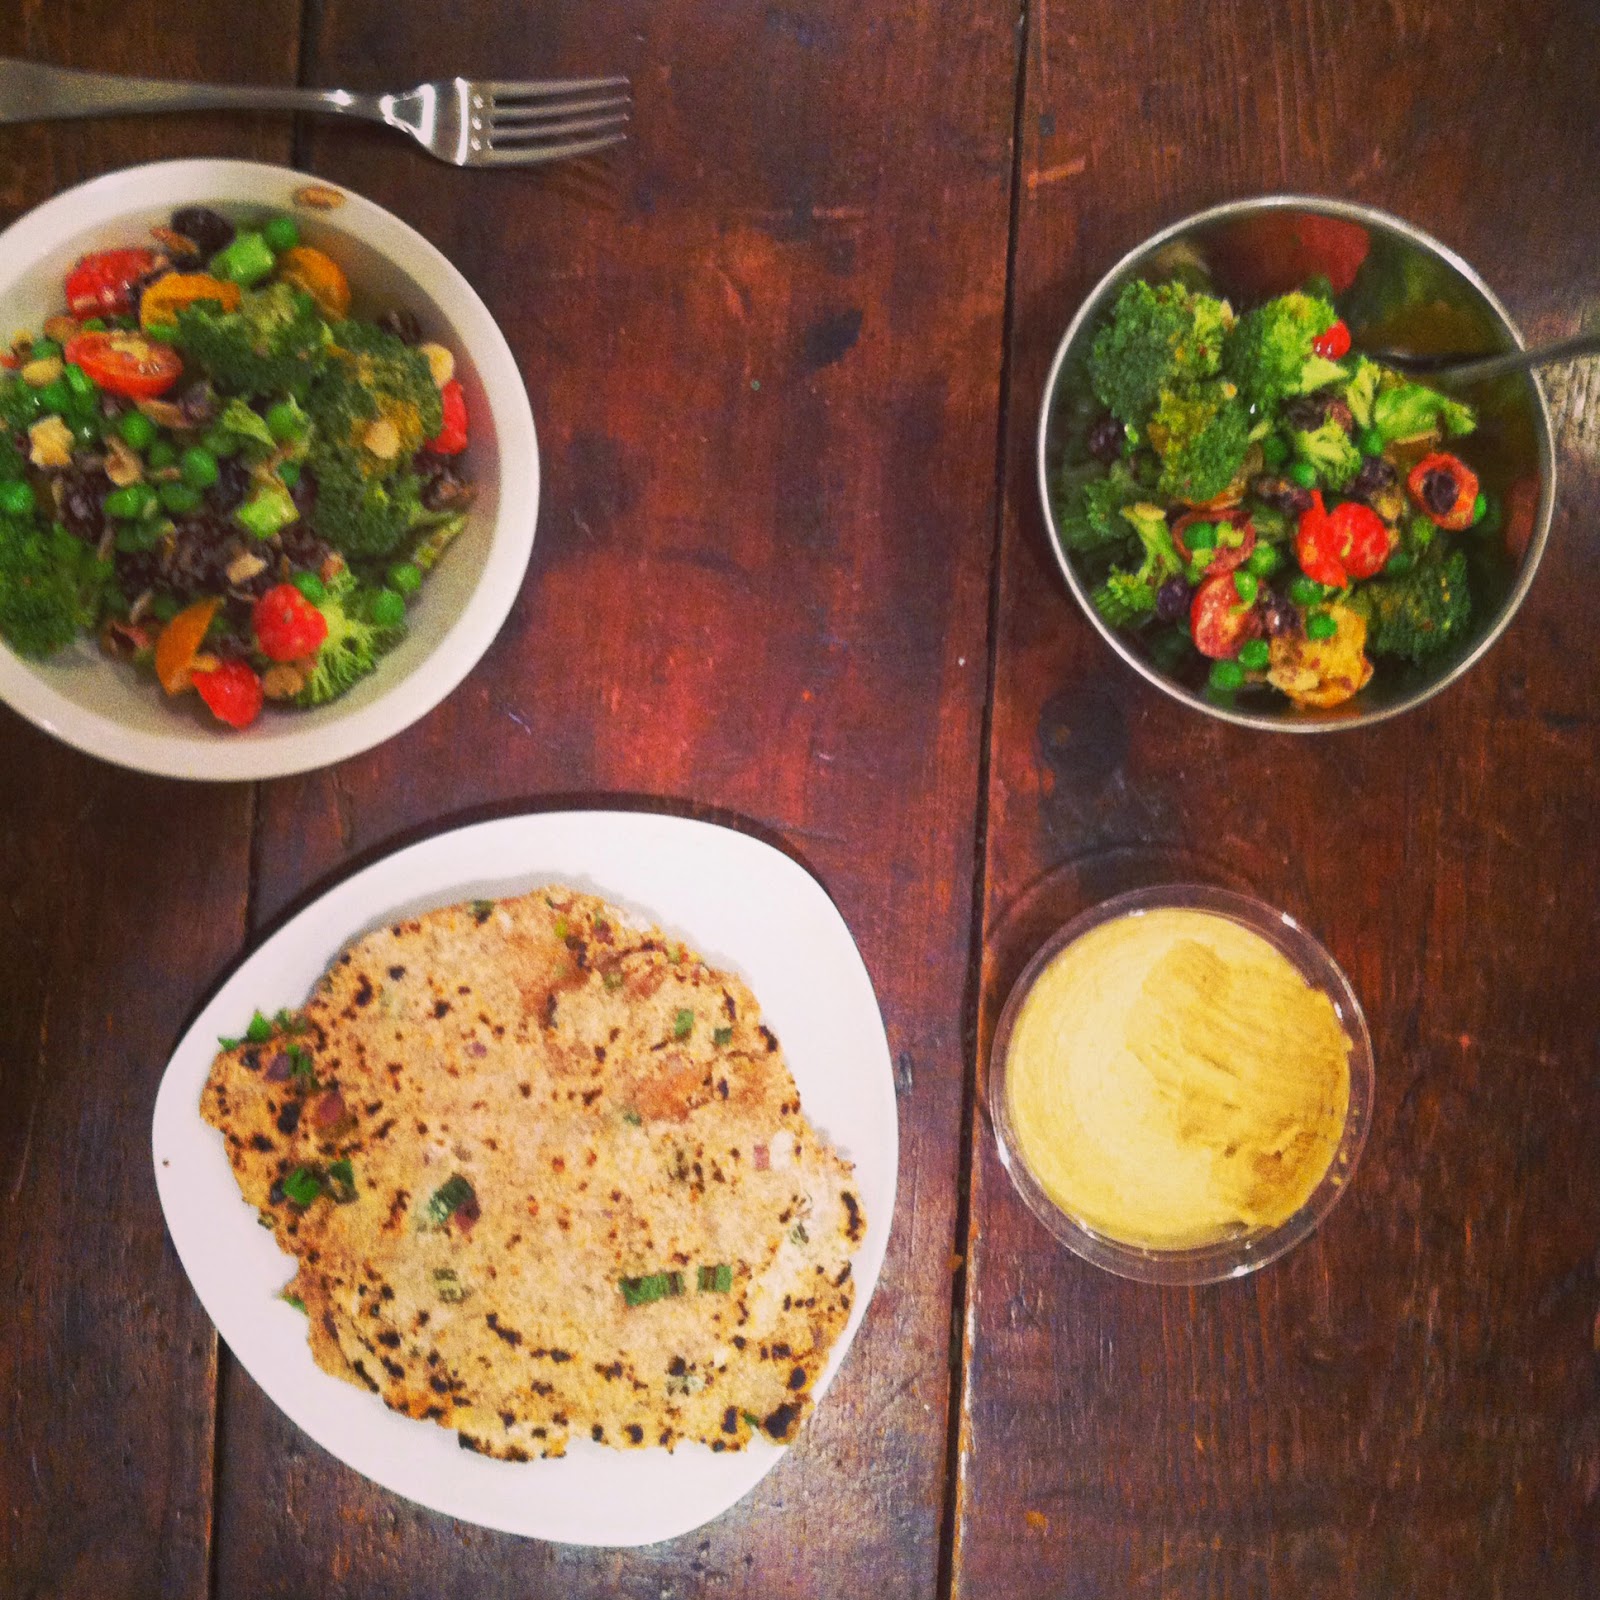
[
  {"x1": 314, "y1": 321, "x2": 442, "y2": 455},
  {"x1": 1149, "y1": 380, "x2": 1251, "y2": 503},
  {"x1": 1088, "y1": 280, "x2": 1233, "y2": 427},
  {"x1": 1223, "y1": 290, "x2": 1345, "y2": 412},
  {"x1": 293, "y1": 570, "x2": 405, "y2": 706},
  {"x1": 1090, "y1": 502, "x2": 1182, "y2": 627},
  {"x1": 1371, "y1": 382, "x2": 1476, "y2": 447},
  {"x1": 1349, "y1": 548, "x2": 1471, "y2": 663},
  {"x1": 1342, "y1": 356, "x2": 1382, "y2": 429},
  {"x1": 1292, "y1": 417, "x2": 1362, "y2": 491},
  {"x1": 1054, "y1": 460, "x2": 1147, "y2": 552},
  {"x1": 307, "y1": 449, "x2": 425, "y2": 562},
  {"x1": 0, "y1": 515, "x2": 108, "y2": 657},
  {"x1": 175, "y1": 282, "x2": 329, "y2": 398}
]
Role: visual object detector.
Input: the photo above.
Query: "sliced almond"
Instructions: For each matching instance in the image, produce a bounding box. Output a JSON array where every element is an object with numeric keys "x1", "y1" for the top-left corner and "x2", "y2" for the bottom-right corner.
[
  {"x1": 21, "y1": 356, "x2": 63, "y2": 388},
  {"x1": 136, "y1": 398, "x2": 192, "y2": 431},
  {"x1": 43, "y1": 314, "x2": 80, "y2": 344},
  {"x1": 262, "y1": 660, "x2": 311, "y2": 699},
  {"x1": 28, "y1": 416, "x2": 74, "y2": 469},
  {"x1": 225, "y1": 550, "x2": 269, "y2": 586},
  {"x1": 294, "y1": 184, "x2": 346, "y2": 210},
  {"x1": 363, "y1": 417, "x2": 401, "y2": 461},
  {"x1": 150, "y1": 226, "x2": 200, "y2": 258},
  {"x1": 103, "y1": 435, "x2": 145, "y2": 488},
  {"x1": 418, "y1": 342, "x2": 455, "y2": 388}
]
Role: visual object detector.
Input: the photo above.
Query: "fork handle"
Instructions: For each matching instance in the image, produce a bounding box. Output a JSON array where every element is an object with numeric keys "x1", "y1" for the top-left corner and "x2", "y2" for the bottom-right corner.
[{"x1": 0, "y1": 58, "x2": 387, "y2": 126}]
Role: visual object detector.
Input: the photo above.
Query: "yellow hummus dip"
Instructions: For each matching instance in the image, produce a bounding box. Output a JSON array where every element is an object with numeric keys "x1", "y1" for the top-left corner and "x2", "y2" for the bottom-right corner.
[{"x1": 1005, "y1": 908, "x2": 1352, "y2": 1250}]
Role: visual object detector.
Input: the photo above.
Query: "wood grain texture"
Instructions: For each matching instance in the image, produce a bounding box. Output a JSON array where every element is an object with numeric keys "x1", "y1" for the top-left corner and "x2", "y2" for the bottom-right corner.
[
  {"x1": 955, "y1": 2, "x2": 1600, "y2": 1597},
  {"x1": 208, "y1": 0, "x2": 1017, "y2": 1593},
  {"x1": 0, "y1": 11, "x2": 301, "y2": 1599}
]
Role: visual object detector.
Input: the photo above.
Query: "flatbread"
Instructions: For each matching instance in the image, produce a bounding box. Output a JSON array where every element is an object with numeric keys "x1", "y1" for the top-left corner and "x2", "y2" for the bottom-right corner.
[{"x1": 201, "y1": 886, "x2": 864, "y2": 1459}]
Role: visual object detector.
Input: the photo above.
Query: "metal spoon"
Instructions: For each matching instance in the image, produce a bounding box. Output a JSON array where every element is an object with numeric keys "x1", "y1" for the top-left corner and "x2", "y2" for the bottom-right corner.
[{"x1": 1361, "y1": 329, "x2": 1600, "y2": 386}]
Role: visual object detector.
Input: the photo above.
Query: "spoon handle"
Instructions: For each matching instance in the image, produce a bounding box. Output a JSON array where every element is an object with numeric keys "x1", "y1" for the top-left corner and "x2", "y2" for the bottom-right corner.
[{"x1": 1402, "y1": 330, "x2": 1600, "y2": 387}]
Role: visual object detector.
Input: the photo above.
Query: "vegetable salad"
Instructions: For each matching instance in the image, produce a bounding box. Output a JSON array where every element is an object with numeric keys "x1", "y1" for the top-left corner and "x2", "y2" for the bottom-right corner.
[
  {"x1": 0, "y1": 204, "x2": 474, "y2": 728},
  {"x1": 1055, "y1": 277, "x2": 1497, "y2": 708}
]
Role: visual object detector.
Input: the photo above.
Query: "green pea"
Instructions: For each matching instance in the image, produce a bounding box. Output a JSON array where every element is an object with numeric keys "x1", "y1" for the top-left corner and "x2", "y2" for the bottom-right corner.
[
  {"x1": 0, "y1": 479, "x2": 36, "y2": 515},
  {"x1": 1474, "y1": 492, "x2": 1503, "y2": 536},
  {"x1": 369, "y1": 588, "x2": 407, "y2": 628},
  {"x1": 145, "y1": 322, "x2": 180, "y2": 344},
  {"x1": 1289, "y1": 575, "x2": 1322, "y2": 607},
  {"x1": 1287, "y1": 460, "x2": 1318, "y2": 489},
  {"x1": 146, "y1": 439, "x2": 179, "y2": 470},
  {"x1": 1245, "y1": 544, "x2": 1281, "y2": 578},
  {"x1": 1208, "y1": 659, "x2": 1245, "y2": 692},
  {"x1": 63, "y1": 362, "x2": 96, "y2": 400},
  {"x1": 1358, "y1": 426, "x2": 1385, "y2": 457},
  {"x1": 1232, "y1": 570, "x2": 1259, "y2": 606},
  {"x1": 387, "y1": 562, "x2": 422, "y2": 595},
  {"x1": 1185, "y1": 521, "x2": 1217, "y2": 550},
  {"x1": 265, "y1": 399, "x2": 305, "y2": 442},
  {"x1": 277, "y1": 459, "x2": 301, "y2": 487},
  {"x1": 34, "y1": 379, "x2": 71, "y2": 415},
  {"x1": 1239, "y1": 639, "x2": 1271, "y2": 672},
  {"x1": 1260, "y1": 433, "x2": 1289, "y2": 470},
  {"x1": 1384, "y1": 548, "x2": 1415, "y2": 576},
  {"x1": 104, "y1": 483, "x2": 155, "y2": 520},
  {"x1": 180, "y1": 446, "x2": 220, "y2": 488},
  {"x1": 158, "y1": 480, "x2": 203, "y2": 515},
  {"x1": 263, "y1": 215, "x2": 300, "y2": 253},
  {"x1": 1306, "y1": 611, "x2": 1338, "y2": 642},
  {"x1": 200, "y1": 425, "x2": 239, "y2": 458},
  {"x1": 1471, "y1": 490, "x2": 1488, "y2": 526},
  {"x1": 117, "y1": 409, "x2": 158, "y2": 451},
  {"x1": 79, "y1": 317, "x2": 107, "y2": 333},
  {"x1": 291, "y1": 570, "x2": 326, "y2": 604},
  {"x1": 29, "y1": 338, "x2": 62, "y2": 361}
]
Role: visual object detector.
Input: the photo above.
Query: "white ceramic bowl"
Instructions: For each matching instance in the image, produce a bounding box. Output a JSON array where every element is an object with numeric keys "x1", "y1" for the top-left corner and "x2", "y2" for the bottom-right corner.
[{"x1": 0, "y1": 159, "x2": 538, "y2": 780}]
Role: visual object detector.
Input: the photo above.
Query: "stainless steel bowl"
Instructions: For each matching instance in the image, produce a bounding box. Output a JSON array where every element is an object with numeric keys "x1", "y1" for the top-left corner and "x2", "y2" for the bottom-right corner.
[{"x1": 1036, "y1": 196, "x2": 1557, "y2": 731}]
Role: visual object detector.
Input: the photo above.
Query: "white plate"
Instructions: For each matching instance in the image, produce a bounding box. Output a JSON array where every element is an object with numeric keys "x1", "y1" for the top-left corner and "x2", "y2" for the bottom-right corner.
[
  {"x1": 153, "y1": 811, "x2": 897, "y2": 1545},
  {"x1": 0, "y1": 159, "x2": 538, "y2": 780}
]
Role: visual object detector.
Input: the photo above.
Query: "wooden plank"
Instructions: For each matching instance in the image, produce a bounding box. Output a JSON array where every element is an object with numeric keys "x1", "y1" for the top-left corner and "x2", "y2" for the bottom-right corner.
[
  {"x1": 0, "y1": 11, "x2": 300, "y2": 1598},
  {"x1": 955, "y1": 1, "x2": 1600, "y2": 1596},
  {"x1": 208, "y1": 0, "x2": 1017, "y2": 1592}
]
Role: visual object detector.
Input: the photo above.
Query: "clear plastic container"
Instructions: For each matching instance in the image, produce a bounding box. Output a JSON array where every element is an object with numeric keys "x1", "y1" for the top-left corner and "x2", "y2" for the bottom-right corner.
[{"x1": 988, "y1": 884, "x2": 1374, "y2": 1285}]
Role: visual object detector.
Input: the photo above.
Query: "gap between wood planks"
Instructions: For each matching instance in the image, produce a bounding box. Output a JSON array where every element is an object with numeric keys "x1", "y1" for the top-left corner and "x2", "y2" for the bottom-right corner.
[{"x1": 934, "y1": 1, "x2": 1033, "y2": 1596}]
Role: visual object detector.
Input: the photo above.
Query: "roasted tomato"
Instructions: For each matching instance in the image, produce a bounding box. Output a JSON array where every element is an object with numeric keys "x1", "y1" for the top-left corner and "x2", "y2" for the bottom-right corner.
[
  {"x1": 1325, "y1": 501, "x2": 1394, "y2": 579},
  {"x1": 65, "y1": 248, "x2": 159, "y2": 317},
  {"x1": 193, "y1": 658, "x2": 265, "y2": 728},
  {"x1": 1190, "y1": 571, "x2": 1263, "y2": 660},
  {"x1": 252, "y1": 584, "x2": 329, "y2": 663},
  {"x1": 1407, "y1": 451, "x2": 1480, "y2": 532},
  {"x1": 426, "y1": 379, "x2": 468, "y2": 455},
  {"x1": 1294, "y1": 492, "x2": 1347, "y2": 587},
  {"x1": 1311, "y1": 319, "x2": 1352, "y2": 359},
  {"x1": 63, "y1": 330, "x2": 182, "y2": 399},
  {"x1": 1173, "y1": 507, "x2": 1257, "y2": 576}
]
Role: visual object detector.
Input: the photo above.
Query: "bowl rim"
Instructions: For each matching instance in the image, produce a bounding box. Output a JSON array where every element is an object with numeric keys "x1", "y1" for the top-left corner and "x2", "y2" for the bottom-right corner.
[
  {"x1": 1034, "y1": 192, "x2": 1558, "y2": 732},
  {"x1": 0, "y1": 157, "x2": 539, "y2": 781},
  {"x1": 986, "y1": 882, "x2": 1376, "y2": 1284}
]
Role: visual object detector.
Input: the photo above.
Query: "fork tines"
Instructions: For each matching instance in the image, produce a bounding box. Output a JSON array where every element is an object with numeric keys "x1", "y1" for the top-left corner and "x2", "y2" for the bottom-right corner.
[{"x1": 475, "y1": 76, "x2": 630, "y2": 165}]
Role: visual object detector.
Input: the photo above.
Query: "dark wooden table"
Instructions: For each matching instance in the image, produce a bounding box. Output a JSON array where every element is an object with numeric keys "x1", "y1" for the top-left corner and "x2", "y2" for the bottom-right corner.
[{"x1": 3, "y1": 3, "x2": 1598, "y2": 1596}]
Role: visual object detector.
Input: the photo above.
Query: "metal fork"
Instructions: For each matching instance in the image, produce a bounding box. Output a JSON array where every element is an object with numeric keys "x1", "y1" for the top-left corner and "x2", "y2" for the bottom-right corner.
[{"x1": 0, "y1": 59, "x2": 630, "y2": 167}]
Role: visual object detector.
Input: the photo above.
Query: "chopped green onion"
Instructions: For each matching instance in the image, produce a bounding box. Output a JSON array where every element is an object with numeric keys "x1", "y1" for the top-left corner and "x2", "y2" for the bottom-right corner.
[
  {"x1": 273, "y1": 1008, "x2": 305, "y2": 1033},
  {"x1": 674, "y1": 1009, "x2": 694, "y2": 1039},
  {"x1": 425, "y1": 1173, "x2": 476, "y2": 1226},
  {"x1": 433, "y1": 1267, "x2": 468, "y2": 1303},
  {"x1": 286, "y1": 1043, "x2": 315, "y2": 1081},
  {"x1": 713, "y1": 1027, "x2": 733, "y2": 1048},
  {"x1": 789, "y1": 1222, "x2": 809, "y2": 1245},
  {"x1": 697, "y1": 1263, "x2": 733, "y2": 1293},
  {"x1": 553, "y1": 915, "x2": 570, "y2": 940},
  {"x1": 603, "y1": 972, "x2": 624, "y2": 992},
  {"x1": 282, "y1": 1167, "x2": 321, "y2": 1207},
  {"x1": 620, "y1": 1271, "x2": 672, "y2": 1306},
  {"x1": 621, "y1": 1108, "x2": 642, "y2": 1126},
  {"x1": 280, "y1": 1291, "x2": 307, "y2": 1313},
  {"x1": 246, "y1": 1011, "x2": 274, "y2": 1044},
  {"x1": 470, "y1": 898, "x2": 495, "y2": 920},
  {"x1": 326, "y1": 1158, "x2": 356, "y2": 1202}
]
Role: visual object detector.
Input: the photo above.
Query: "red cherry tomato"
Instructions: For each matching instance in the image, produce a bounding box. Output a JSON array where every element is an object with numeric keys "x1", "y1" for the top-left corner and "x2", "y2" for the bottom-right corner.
[
  {"x1": 426, "y1": 379, "x2": 468, "y2": 455},
  {"x1": 63, "y1": 330, "x2": 182, "y2": 399},
  {"x1": 1326, "y1": 501, "x2": 1393, "y2": 579},
  {"x1": 192, "y1": 659, "x2": 265, "y2": 729},
  {"x1": 251, "y1": 584, "x2": 329, "y2": 663},
  {"x1": 1311, "y1": 319, "x2": 1351, "y2": 360},
  {"x1": 64, "y1": 248, "x2": 159, "y2": 318},
  {"x1": 1294, "y1": 492, "x2": 1347, "y2": 587},
  {"x1": 1190, "y1": 572, "x2": 1263, "y2": 660},
  {"x1": 1173, "y1": 508, "x2": 1257, "y2": 576},
  {"x1": 1406, "y1": 451, "x2": 1480, "y2": 532}
]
